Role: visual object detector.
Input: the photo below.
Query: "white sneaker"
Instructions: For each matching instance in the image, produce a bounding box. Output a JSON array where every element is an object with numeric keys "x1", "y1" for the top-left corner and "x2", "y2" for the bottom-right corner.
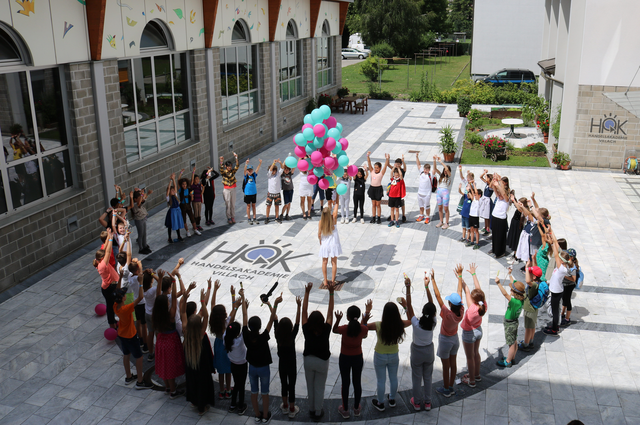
[
  {"x1": 341, "y1": 218, "x2": 345, "y2": 224},
  {"x1": 194, "y1": 229, "x2": 201, "y2": 236},
  {"x1": 351, "y1": 217, "x2": 357, "y2": 223},
  {"x1": 186, "y1": 230, "x2": 191, "y2": 237},
  {"x1": 360, "y1": 218, "x2": 364, "y2": 224}
]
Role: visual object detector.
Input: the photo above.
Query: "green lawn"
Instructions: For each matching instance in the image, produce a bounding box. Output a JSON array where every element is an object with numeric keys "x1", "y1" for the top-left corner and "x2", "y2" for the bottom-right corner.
[
  {"x1": 461, "y1": 146, "x2": 550, "y2": 167},
  {"x1": 342, "y1": 56, "x2": 470, "y2": 97}
]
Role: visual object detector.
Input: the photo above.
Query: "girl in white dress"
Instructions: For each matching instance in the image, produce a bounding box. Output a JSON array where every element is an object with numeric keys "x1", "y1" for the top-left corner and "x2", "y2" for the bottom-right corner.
[
  {"x1": 318, "y1": 203, "x2": 342, "y2": 286},
  {"x1": 299, "y1": 169, "x2": 314, "y2": 220}
]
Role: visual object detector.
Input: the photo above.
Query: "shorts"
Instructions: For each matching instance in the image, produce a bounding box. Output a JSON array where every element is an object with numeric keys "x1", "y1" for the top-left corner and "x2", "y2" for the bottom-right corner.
[
  {"x1": 145, "y1": 313, "x2": 154, "y2": 333},
  {"x1": 523, "y1": 309, "x2": 538, "y2": 329},
  {"x1": 417, "y1": 193, "x2": 431, "y2": 209},
  {"x1": 503, "y1": 318, "x2": 519, "y2": 346},
  {"x1": 461, "y1": 216, "x2": 470, "y2": 229},
  {"x1": 368, "y1": 186, "x2": 383, "y2": 201},
  {"x1": 388, "y1": 196, "x2": 402, "y2": 208},
  {"x1": 266, "y1": 192, "x2": 281, "y2": 206},
  {"x1": 461, "y1": 326, "x2": 483, "y2": 344},
  {"x1": 249, "y1": 364, "x2": 270, "y2": 394},
  {"x1": 118, "y1": 335, "x2": 142, "y2": 359},
  {"x1": 437, "y1": 333, "x2": 460, "y2": 358},
  {"x1": 244, "y1": 194, "x2": 257, "y2": 204},
  {"x1": 469, "y1": 216, "x2": 479, "y2": 229},
  {"x1": 436, "y1": 188, "x2": 450, "y2": 206},
  {"x1": 282, "y1": 190, "x2": 294, "y2": 205},
  {"x1": 325, "y1": 188, "x2": 335, "y2": 201},
  {"x1": 134, "y1": 304, "x2": 146, "y2": 324}
]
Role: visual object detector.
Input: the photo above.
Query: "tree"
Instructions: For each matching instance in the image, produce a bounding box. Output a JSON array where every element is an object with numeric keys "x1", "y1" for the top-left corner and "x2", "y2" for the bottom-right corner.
[
  {"x1": 448, "y1": 0, "x2": 474, "y2": 37},
  {"x1": 419, "y1": 0, "x2": 450, "y2": 36}
]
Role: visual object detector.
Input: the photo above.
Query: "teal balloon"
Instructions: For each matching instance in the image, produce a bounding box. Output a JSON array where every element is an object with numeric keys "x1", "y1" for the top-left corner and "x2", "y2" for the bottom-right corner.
[
  {"x1": 335, "y1": 166, "x2": 345, "y2": 176},
  {"x1": 311, "y1": 109, "x2": 323, "y2": 124},
  {"x1": 322, "y1": 124, "x2": 329, "y2": 135},
  {"x1": 313, "y1": 167, "x2": 325, "y2": 177},
  {"x1": 336, "y1": 183, "x2": 348, "y2": 196},
  {"x1": 303, "y1": 128, "x2": 315, "y2": 141},
  {"x1": 336, "y1": 123, "x2": 343, "y2": 134},
  {"x1": 313, "y1": 138, "x2": 324, "y2": 148},
  {"x1": 305, "y1": 144, "x2": 314, "y2": 155},
  {"x1": 337, "y1": 149, "x2": 347, "y2": 156},
  {"x1": 285, "y1": 156, "x2": 298, "y2": 168},
  {"x1": 304, "y1": 114, "x2": 314, "y2": 125},
  {"x1": 294, "y1": 133, "x2": 306, "y2": 147},
  {"x1": 319, "y1": 104, "x2": 331, "y2": 120},
  {"x1": 331, "y1": 143, "x2": 343, "y2": 154},
  {"x1": 326, "y1": 175, "x2": 335, "y2": 186},
  {"x1": 327, "y1": 128, "x2": 340, "y2": 140},
  {"x1": 338, "y1": 155, "x2": 349, "y2": 167}
]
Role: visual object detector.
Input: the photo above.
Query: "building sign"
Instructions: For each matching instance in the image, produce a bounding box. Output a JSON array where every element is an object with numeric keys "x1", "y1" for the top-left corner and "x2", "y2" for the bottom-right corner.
[{"x1": 588, "y1": 113, "x2": 628, "y2": 143}]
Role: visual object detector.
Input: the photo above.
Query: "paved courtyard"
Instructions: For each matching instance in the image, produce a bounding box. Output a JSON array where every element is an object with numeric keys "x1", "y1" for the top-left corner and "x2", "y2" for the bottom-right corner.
[{"x1": 0, "y1": 100, "x2": 639, "y2": 425}]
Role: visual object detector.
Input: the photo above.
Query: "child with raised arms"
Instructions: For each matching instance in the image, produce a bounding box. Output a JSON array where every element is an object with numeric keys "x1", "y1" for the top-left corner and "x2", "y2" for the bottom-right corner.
[
  {"x1": 366, "y1": 152, "x2": 390, "y2": 224},
  {"x1": 243, "y1": 159, "x2": 262, "y2": 225},
  {"x1": 351, "y1": 166, "x2": 368, "y2": 224},
  {"x1": 415, "y1": 154, "x2": 435, "y2": 224}
]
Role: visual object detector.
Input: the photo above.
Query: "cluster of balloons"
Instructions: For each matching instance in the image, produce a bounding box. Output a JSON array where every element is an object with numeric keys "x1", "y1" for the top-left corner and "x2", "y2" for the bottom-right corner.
[{"x1": 284, "y1": 105, "x2": 358, "y2": 195}]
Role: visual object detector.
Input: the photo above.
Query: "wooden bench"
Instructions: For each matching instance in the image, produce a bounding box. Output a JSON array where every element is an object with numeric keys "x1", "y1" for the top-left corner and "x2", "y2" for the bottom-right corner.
[
  {"x1": 329, "y1": 95, "x2": 346, "y2": 113},
  {"x1": 353, "y1": 97, "x2": 368, "y2": 114}
]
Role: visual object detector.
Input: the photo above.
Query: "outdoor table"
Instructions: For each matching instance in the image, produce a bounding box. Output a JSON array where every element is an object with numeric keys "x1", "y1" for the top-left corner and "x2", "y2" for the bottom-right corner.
[
  {"x1": 502, "y1": 118, "x2": 524, "y2": 138},
  {"x1": 341, "y1": 96, "x2": 358, "y2": 113}
]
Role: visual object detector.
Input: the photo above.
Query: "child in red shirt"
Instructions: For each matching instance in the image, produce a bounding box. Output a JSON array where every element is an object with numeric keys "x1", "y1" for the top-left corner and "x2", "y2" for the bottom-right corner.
[{"x1": 387, "y1": 166, "x2": 406, "y2": 228}]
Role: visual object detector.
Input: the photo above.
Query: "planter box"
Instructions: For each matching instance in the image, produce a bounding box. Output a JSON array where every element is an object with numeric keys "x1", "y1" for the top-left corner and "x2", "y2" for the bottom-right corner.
[{"x1": 490, "y1": 110, "x2": 522, "y2": 119}]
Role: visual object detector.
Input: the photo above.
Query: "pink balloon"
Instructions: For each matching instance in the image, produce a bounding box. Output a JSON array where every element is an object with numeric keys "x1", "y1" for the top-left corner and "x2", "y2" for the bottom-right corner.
[
  {"x1": 330, "y1": 159, "x2": 340, "y2": 170},
  {"x1": 301, "y1": 123, "x2": 313, "y2": 131},
  {"x1": 339, "y1": 138, "x2": 349, "y2": 150},
  {"x1": 319, "y1": 147, "x2": 330, "y2": 157},
  {"x1": 298, "y1": 159, "x2": 309, "y2": 171},
  {"x1": 324, "y1": 157, "x2": 335, "y2": 169},
  {"x1": 307, "y1": 174, "x2": 318, "y2": 185},
  {"x1": 310, "y1": 151, "x2": 323, "y2": 166},
  {"x1": 347, "y1": 165, "x2": 358, "y2": 177},
  {"x1": 294, "y1": 146, "x2": 306, "y2": 158},
  {"x1": 104, "y1": 328, "x2": 118, "y2": 341},
  {"x1": 318, "y1": 178, "x2": 329, "y2": 190},
  {"x1": 313, "y1": 124, "x2": 326, "y2": 138},
  {"x1": 95, "y1": 304, "x2": 106, "y2": 316},
  {"x1": 324, "y1": 137, "x2": 336, "y2": 151},
  {"x1": 324, "y1": 167, "x2": 332, "y2": 176},
  {"x1": 326, "y1": 116, "x2": 337, "y2": 129}
]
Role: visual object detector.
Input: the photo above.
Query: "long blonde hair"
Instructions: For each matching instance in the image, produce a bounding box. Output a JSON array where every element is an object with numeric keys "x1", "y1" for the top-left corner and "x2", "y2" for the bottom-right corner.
[
  {"x1": 184, "y1": 315, "x2": 202, "y2": 369},
  {"x1": 319, "y1": 206, "x2": 334, "y2": 237}
]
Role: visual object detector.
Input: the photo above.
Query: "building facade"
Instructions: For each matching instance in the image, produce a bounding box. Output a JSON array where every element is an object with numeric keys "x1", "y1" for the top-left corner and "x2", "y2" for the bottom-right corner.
[
  {"x1": 538, "y1": 0, "x2": 640, "y2": 168},
  {"x1": 0, "y1": 0, "x2": 350, "y2": 292}
]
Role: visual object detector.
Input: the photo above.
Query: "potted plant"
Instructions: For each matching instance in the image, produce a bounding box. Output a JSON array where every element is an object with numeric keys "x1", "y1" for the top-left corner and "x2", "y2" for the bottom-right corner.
[
  {"x1": 317, "y1": 93, "x2": 331, "y2": 107},
  {"x1": 457, "y1": 95, "x2": 471, "y2": 118},
  {"x1": 337, "y1": 86, "x2": 349, "y2": 98},
  {"x1": 553, "y1": 142, "x2": 558, "y2": 154},
  {"x1": 537, "y1": 110, "x2": 550, "y2": 143},
  {"x1": 439, "y1": 125, "x2": 457, "y2": 162},
  {"x1": 552, "y1": 151, "x2": 571, "y2": 170}
]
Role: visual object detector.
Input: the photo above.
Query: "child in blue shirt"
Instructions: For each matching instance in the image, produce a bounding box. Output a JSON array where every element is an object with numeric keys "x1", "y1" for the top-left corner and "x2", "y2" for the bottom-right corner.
[
  {"x1": 243, "y1": 159, "x2": 262, "y2": 225},
  {"x1": 458, "y1": 183, "x2": 472, "y2": 243}
]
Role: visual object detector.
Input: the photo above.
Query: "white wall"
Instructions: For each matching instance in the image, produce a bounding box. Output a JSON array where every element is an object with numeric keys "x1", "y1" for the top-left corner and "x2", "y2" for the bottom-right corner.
[
  {"x1": 578, "y1": 0, "x2": 640, "y2": 87},
  {"x1": 471, "y1": 0, "x2": 545, "y2": 76}
]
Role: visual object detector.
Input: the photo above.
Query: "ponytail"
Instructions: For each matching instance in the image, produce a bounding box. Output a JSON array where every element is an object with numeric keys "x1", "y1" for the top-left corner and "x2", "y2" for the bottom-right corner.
[
  {"x1": 93, "y1": 259, "x2": 100, "y2": 268},
  {"x1": 346, "y1": 305, "x2": 361, "y2": 337},
  {"x1": 471, "y1": 288, "x2": 486, "y2": 317},
  {"x1": 224, "y1": 322, "x2": 241, "y2": 353},
  {"x1": 93, "y1": 249, "x2": 105, "y2": 268},
  {"x1": 419, "y1": 302, "x2": 436, "y2": 331}
]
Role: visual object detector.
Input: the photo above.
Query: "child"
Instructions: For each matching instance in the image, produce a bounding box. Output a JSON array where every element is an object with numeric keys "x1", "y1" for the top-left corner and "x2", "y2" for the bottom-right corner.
[
  {"x1": 561, "y1": 249, "x2": 579, "y2": 326},
  {"x1": 489, "y1": 173, "x2": 511, "y2": 258},
  {"x1": 127, "y1": 257, "x2": 148, "y2": 353},
  {"x1": 366, "y1": 152, "x2": 390, "y2": 224},
  {"x1": 432, "y1": 267, "x2": 464, "y2": 397},
  {"x1": 201, "y1": 167, "x2": 220, "y2": 226},
  {"x1": 299, "y1": 167, "x2": 314, "y2": 220},
  {"x1": 165, "y1": 172, "x2": 184, "y2": 243},
  {"x1": 265, "y1": 159, "x2": 283, "y2": 224},
  {"x1": 209, "y1": 283, "x2": 234, "y2": 399},
  {"x1": 274, "y1": 297, "x2": 302, "y2": 419},
  {"x1": 543, "y1": 230, "x2": 575, "y2": 336},
  {"x1": 510, "y1": 198, "x2": 534, "y2": 265},
  {"x1": 457, "y1": 183, "x2": 472, "y2": 243},
  {"x1": 415, "y1": 154, "x2": 434, "y2": 224},
  {"x1": 143, "y1": 268, "x2": 164, "y2": 361},
  {"x1": 506, "y1": 192, "x2": 524, "y2": 260},
  {"x1": 333, "y1": 300, "x2": 372, "y2": 418},
  {"x1": 495, "y1": 267, "x2": 525, "y2": 367},
  {"x1": 460, "y1": 264, "x2": 487, "y2": 387},
  {"x1": 478, "y1": 170, "x2": 494, "y2": 235},
  {"x1": 242, "y1": 289, "x2": 279, "y2": 423},
  {"x1": 113, "y1": 219, "x2": 129, "y2": 253},
  {"x1": 337, "y1": 171, "x2": 351, "y2": 224},
  {"x1": 520, "y1": 262, "x2": 543, "y2": 351},
  {"x1": 178, "y1": 169, "x2": 201, "y2": 237},
  {"x1": 351, "y1": 166, "x2": 368, "y2": 224},
  {"x1": 387, "y1": 165, "x2": 406, "y2": 228},
  {"x1": 190, "y1": 166, "x2": 204, "y2": 231},
  {"x1": 468, "y1": 188, "x2": 482, "y2": 249},
  {"x1": 130, "y1": 188, "x2": 152, "y2": 254},
  {"x1": 319, "y1": 203, "x2": 342, "y2": 287},
  {"x1": 219, "y1": 153, "x2": 240, "y2": 224},
  {"x1": 99, "y1": 230, "x2": 117, "y2": 270},
  {"x1": 325, "y1": 171, "x2": 338, "y2": 210},
  {"x1": 386, "y1": 157, "x2": 407, "y2": 222},
  {"x1": 224, "y1": 315, "x2": 248, "y2": 415},
  {"x1": 311, "y1": 182, "x2": 325, "y2": 215},
  {"x1": 281, "y1": 164, "x2": 295, "y2": 220},
  {"x1": 243, "y1": 159, "x2": 262, "y2": 225},
  {"x1": 433, "y1": 156, "x2": 452, "y2": 229}
]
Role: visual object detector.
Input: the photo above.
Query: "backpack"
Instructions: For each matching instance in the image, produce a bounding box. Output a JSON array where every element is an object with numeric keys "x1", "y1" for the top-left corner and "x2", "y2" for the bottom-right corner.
[
  {"x1": 242, "y1": 174, "x2": 249, "y2": 192},
  {"x1": 429, "y1": 173, "x2": 437, "y2": 193},
  {"x1": 529, "y1": 280, "x2": 550, "y2": 309},
  {"x1": 576, "y1": 269, "x2": 584, "y2": 290}
]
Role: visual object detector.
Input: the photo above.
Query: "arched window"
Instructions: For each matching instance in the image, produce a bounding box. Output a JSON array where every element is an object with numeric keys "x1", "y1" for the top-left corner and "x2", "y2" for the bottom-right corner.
[
  {"x1": 317, "y1": 20, "x2": 332, "y2": 89},
  {"x1": 119, "y1": 21, "x2": 191, "y2": 164},
  {"x1": 0, "y1": 25, "x2": 73, "y2": 216},
  {"x1": 220, "y1": 20, "x2": 260, "y2": 125},
  {"x1": 280, "y1": 19, "x2": 302, "y2": 102}
]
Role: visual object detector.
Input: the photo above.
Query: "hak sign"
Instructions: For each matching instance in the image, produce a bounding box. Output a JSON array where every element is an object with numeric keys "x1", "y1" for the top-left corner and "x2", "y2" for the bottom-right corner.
[{"x1": 589, "y1": 113, "x2": 627, "y2": 143}]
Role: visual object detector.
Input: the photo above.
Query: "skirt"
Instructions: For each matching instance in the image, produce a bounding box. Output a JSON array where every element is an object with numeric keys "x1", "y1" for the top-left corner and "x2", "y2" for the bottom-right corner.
[
  {"x1": 165, "y1": 207, "x2": 185, "y2": 230},
  {"x1": 186, "y1": 335, "x2": 216, "y2": 412},
  {"x1": 299, "y1": 179, "x2": 314, "y2": 197},
  {"x1": 515, "y1": 230, "x2": 531, "y2": 261},
  {"x1": 213, "y1": 337, "x2": 231, "y2": 374},
  {"x1": 491, "y1": 216, "x2": 509, "y2": 257},
  {"x1": 478, "y1": 197, "x2": 492, "y2": 219},
  {"x1": 507, "y1": 214, "x2": 522, "y2": 251},
  {"x1": 156, "y1": 330, "x2": 186, "y2": 380},
  {"x1": 319, "y1": 229, "x2": 343, "y2": 259}
]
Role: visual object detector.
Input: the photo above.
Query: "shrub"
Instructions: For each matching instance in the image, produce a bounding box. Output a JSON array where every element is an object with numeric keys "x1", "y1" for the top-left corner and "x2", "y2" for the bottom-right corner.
[
  {"x1": 370, "y1": 42, "x2": 395, "y2": 59},
  {"x1": 481, "y1": 136, "x2": 507, "y2": 152},
  {"x1": 552, "y1": 151, "x2": 571, "y2": 166},
  {"x1": 523, "y1": 142, "x2": 547, "y2": 153},
  {"x1": 506, "y1": 142, "x2": 516, "y2": 151},
  {"x1": 552, "y1": 106, "x2": 561, "y2": 140},
  {"x1": 439, "y1": 125, "x2": 456, "y2": 154},
  {"x1": 466, "y1": 109, "x2": 484, "y2": 123},
  {"x1": 457, "y1": 95, "x2": 472, "y2": 116},
  {"x1": 359, "y1": 56, "x2": 389, "y2": 82},
  {"x1": 367, "y1": 82, "x2": 394, "y2": 100},
  {"x1": 305, "y1": 98, "x2": 317, "y2": 114},
  {"x1": 465, "y1": 131, "x2": 483, "y2": 146},
  {"x1": 409, "y1": 74, "x2": 439, "y2": 102}
]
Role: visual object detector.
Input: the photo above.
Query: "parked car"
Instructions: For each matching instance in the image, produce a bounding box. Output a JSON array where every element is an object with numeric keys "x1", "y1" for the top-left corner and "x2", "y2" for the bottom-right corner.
[
  {"x1": 482, "y1": 69, "x2": 536, "y2": 85},
  {"x1": 341, "y1": 48, "x2": 368, "y2": 59}
]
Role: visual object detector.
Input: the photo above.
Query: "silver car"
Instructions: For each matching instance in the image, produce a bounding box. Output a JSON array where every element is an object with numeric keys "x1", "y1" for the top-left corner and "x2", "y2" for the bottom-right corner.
[{"x1": 341, "y1": 48, "x2": 368, "y2": 59}]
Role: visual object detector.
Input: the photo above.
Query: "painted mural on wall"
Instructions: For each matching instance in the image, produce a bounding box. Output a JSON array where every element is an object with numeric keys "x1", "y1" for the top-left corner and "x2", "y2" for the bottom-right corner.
[
  {"x1": 273, "y1": 0, "x2": 310, "y2": 41},
  {"x1": 315, "y1": 1, "x2": 339, "y2": 37},
  {"x1": 210, "y1": 0, "x2": 269, "y2": 46}
]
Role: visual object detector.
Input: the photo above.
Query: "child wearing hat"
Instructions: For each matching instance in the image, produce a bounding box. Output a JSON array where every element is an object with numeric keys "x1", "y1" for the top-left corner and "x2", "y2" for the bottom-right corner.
[
  {"x1": 560, "y1": 248, "x2": 578, "y2": 326},
  {"x1": 495, "y1": 267, "x2": 525, "y2": 368},
  {"x1": 519, "y1": 262, "x2": 543, "y2": 351},
  {"x1": 430, "y1": 266, "x2": 464, "y2": 397},
  {"x1": 243, "y1": 159, "x2": 262, "y2": 225}
]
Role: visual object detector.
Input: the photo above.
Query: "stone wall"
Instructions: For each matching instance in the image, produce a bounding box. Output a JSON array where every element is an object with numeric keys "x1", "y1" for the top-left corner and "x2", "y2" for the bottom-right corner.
[{"x1": 571, "y1": 85, "x2": 640, "y2": 169}]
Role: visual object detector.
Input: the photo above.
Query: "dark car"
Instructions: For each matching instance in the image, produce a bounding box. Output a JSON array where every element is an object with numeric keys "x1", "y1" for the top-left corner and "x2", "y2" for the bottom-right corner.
[{"x1": 482, "y1": 69, "x2": 536, "y2": 86}]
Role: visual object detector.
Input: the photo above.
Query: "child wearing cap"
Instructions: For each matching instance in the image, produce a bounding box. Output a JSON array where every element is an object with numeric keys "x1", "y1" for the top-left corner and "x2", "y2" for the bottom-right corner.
[
  {"x1": 560, "y1": 248, "x2": 578, "y2": 327},
  {"x1": 243, "y1": 159, "x2": 262, "y2": 225},
  {"x1": 520, "y1": 262, "x2": 543, "y2": 351},
  {"x1": 495, "y1": 267, "x2": 525, "y2": 367},
  {"x1": 430, "y1": 267, "x2": 464, "y2": 398}
]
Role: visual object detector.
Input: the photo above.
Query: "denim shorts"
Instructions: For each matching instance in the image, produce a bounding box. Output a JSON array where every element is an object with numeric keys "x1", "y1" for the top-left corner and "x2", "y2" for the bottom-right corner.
[
  {"x1": 282, "y1": 190, "x2": 294, "y2": 205},
  {"x1": 118, "y1": 335, "x2": 142, "y2": 359},
  {"x1": 461, "y1": 326, "x2": 483, "y2": 344},
  {"x1": 461, "y1": 216, "x2": 470, "y2": 229},
  {"x1": 437, "y1": 334, "x2": 460, "y2": 358},
  {"x1": 249, "y1": 364, "x2": 270, "y2": 394}
]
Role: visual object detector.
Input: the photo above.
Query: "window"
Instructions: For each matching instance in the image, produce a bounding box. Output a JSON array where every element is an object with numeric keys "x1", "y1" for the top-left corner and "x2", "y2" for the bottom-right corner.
[
  {"x1": 280, "y1": 20, "x2": 302, "y2": 103},
  {"x1": 121, "y1": 21, "x2": 191, "y2": 164},
  {"x1": 317, "y1": 20, "x2": 332, "y2": 89},
  {"x1": 220, "y1": 20, "x2": 259, "y2": 126}
]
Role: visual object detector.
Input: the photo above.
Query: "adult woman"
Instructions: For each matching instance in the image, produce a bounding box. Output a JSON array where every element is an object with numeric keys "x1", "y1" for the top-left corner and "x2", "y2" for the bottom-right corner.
[
  {"x1": 301, "y1": 282, "x2": 335, "y2": 421},
  {"x1": 93, "y1": 228, "x2": 119, "y2": 328},
  {"x1": 460, "y1": 263, "x2": 487, "y2": 388},
  {"x1": 490, "y1": 173, "x2": 510, "y2": 258},
  {"x1": 318, "y1": 203, "x2": 342, "y2": 287},
  {"x1": 433, "y1": 156, "x2": 452, "y2": 229},
  {"x1": 367, "y1": 295, "x2": 411, "y2": 412}
]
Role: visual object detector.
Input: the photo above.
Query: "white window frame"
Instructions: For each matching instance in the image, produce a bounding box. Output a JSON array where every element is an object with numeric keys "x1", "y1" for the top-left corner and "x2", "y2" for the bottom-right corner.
[
  {"x1": 317, "y1": 20, "x2": 333, "y2": 90},
  {"x1": 280, "y1": 20, "x2": 303, "y2": 104}
]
